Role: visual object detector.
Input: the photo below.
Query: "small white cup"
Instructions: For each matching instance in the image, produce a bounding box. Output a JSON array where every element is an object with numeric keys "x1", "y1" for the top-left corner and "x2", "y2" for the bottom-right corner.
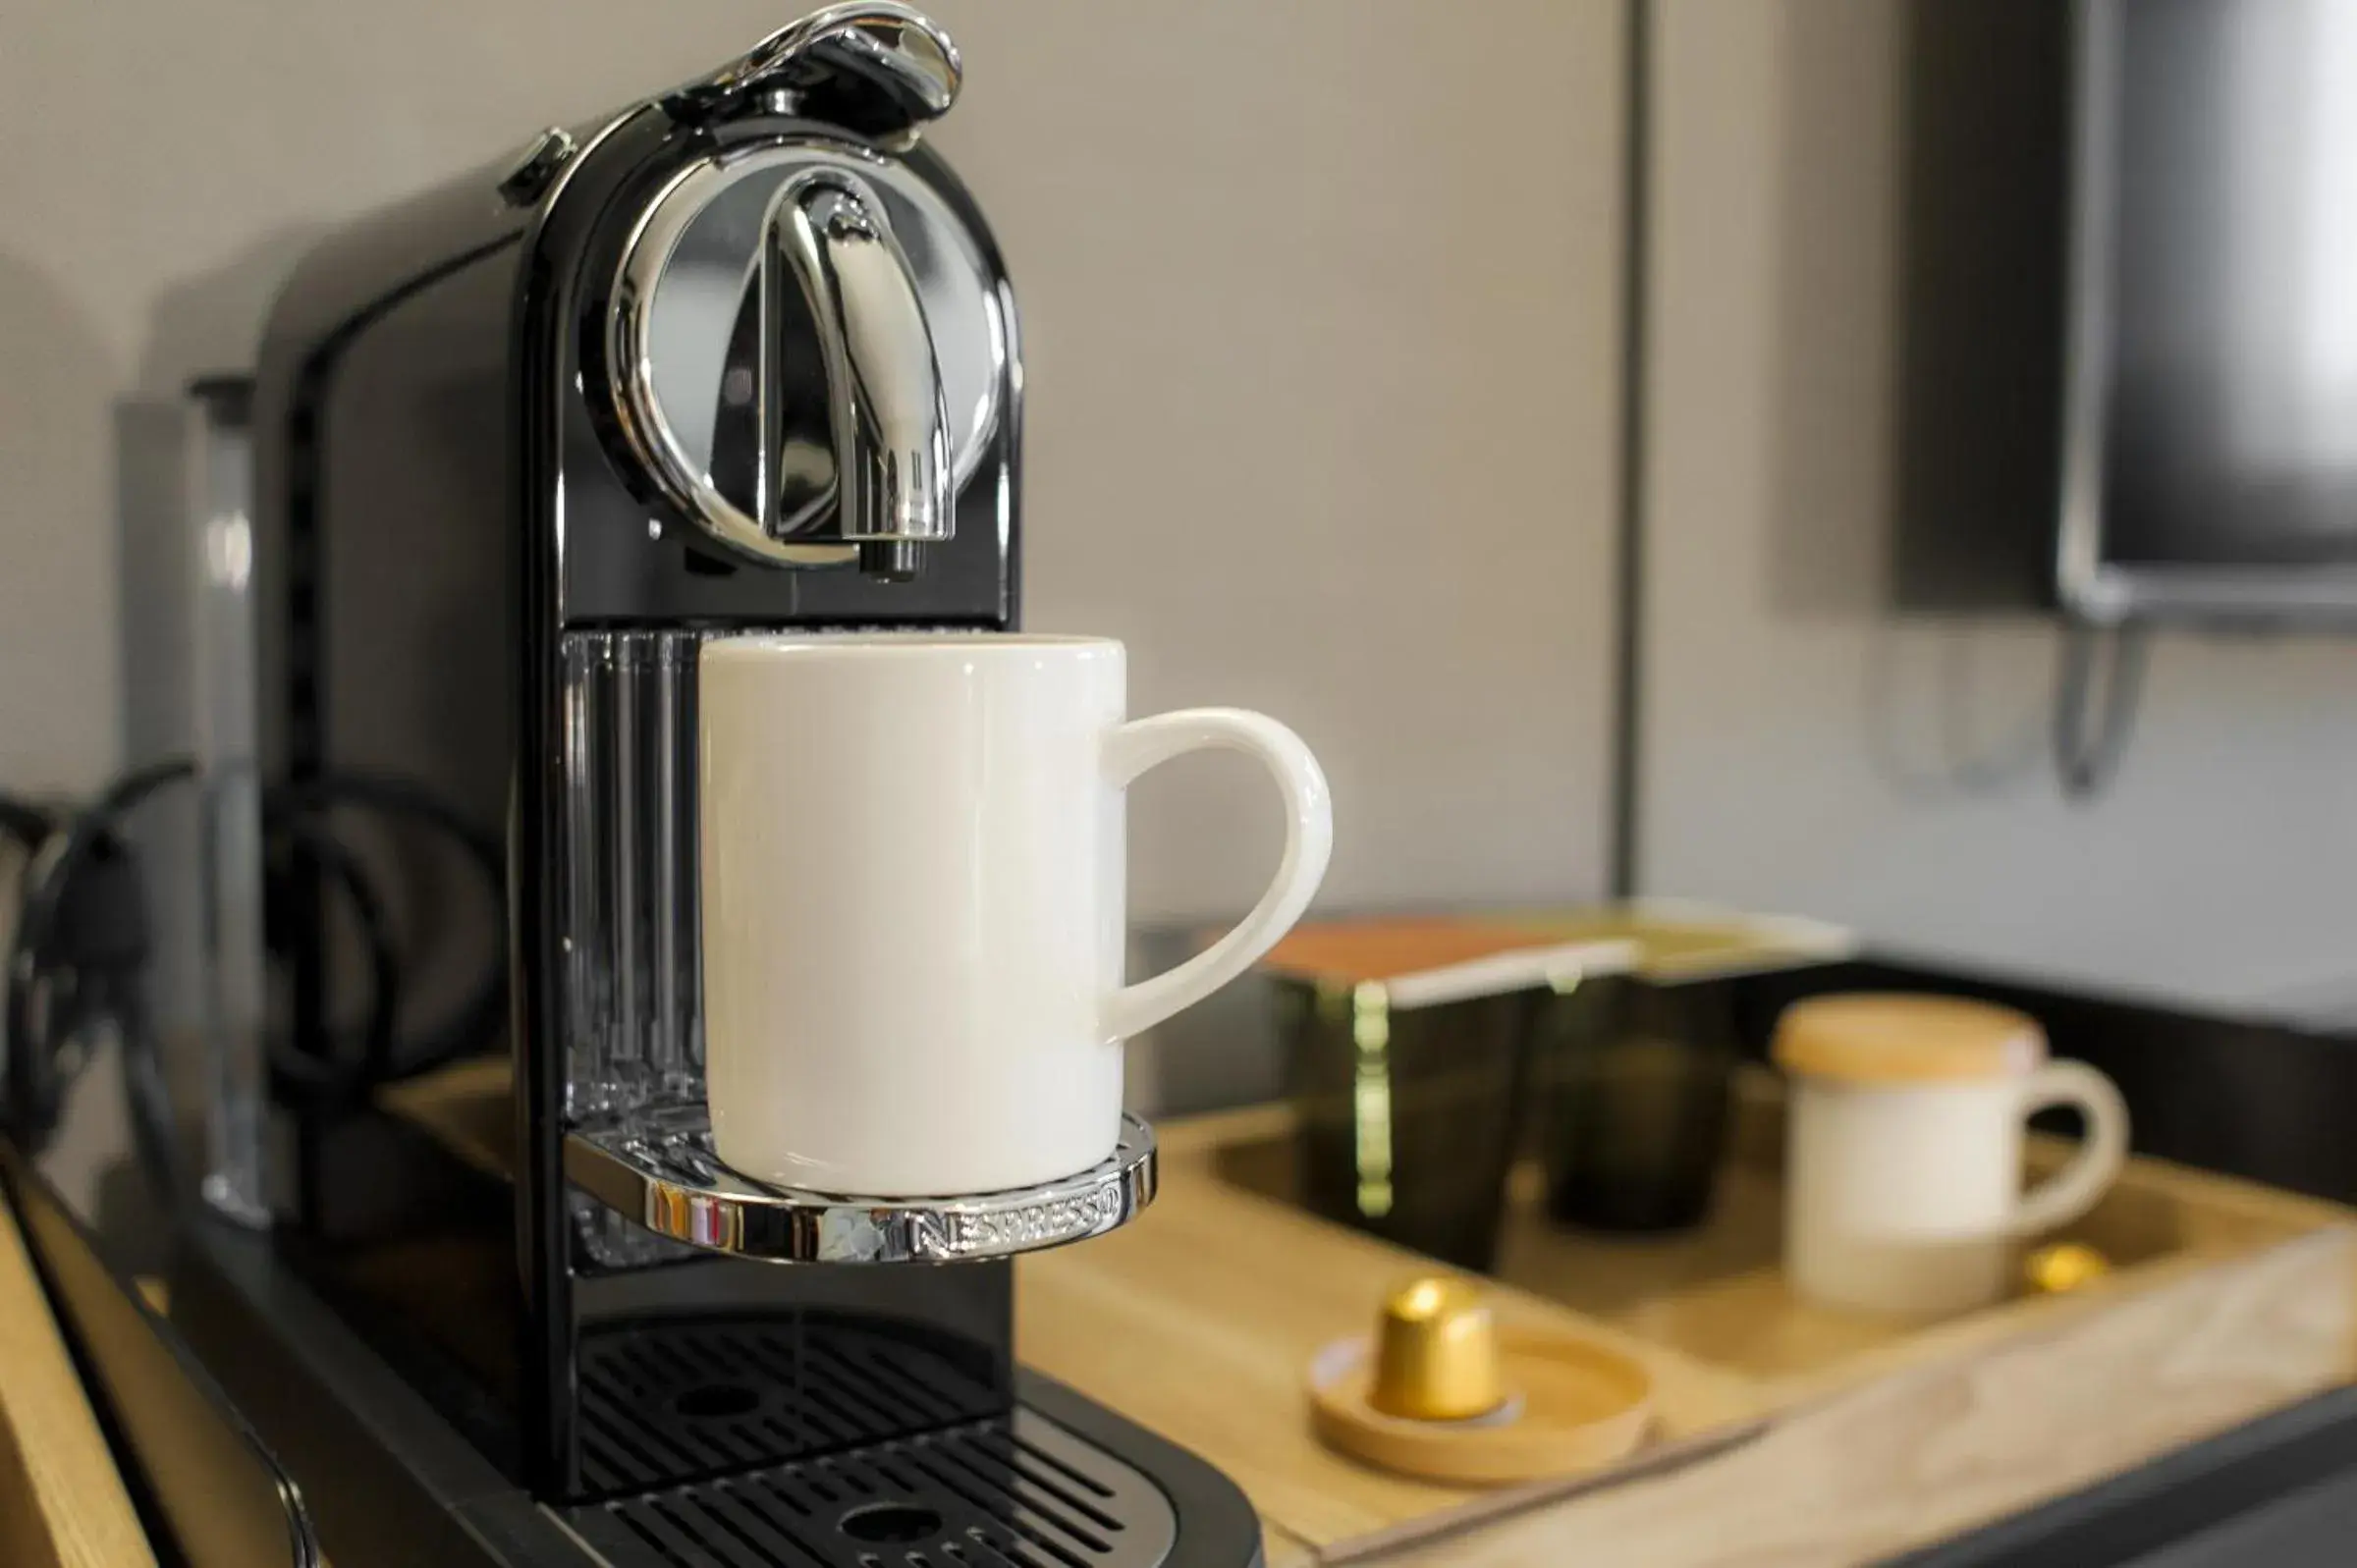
[
  {"x1": 1772, "y1": 994, "x2": 2130, "y2": 1317},
  {"x1": 697, "y1": 631, "x2": 1333, "y2": 1197}
]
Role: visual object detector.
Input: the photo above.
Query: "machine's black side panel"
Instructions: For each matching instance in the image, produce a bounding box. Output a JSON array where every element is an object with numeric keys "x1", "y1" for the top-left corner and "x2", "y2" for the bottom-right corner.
[
  {"x1": 251, "y1": 173, "x2": 530, "y2": 1235},
  {"x1": 262, "y1": 241, "x2": 532, "y2": 1475},
  {"x1": 169, "y1": 1215, "x2": 601, "y2": 1568},
  {"x1": 313, "y1": 252, "x2": 518, "y2": 1087}
]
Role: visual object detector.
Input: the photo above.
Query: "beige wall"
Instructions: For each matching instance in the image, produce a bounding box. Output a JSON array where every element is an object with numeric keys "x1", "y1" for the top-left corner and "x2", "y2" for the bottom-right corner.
[
  {"x1": 14, "y1": 0, "x2": 2342, "y2": 1022},
  {"x1": 0, "y1": 1, "x2": 1625, "y2": 923},
  {"x1": 1642, "y1": 0, "x2": 2357, "y2": 1013}
]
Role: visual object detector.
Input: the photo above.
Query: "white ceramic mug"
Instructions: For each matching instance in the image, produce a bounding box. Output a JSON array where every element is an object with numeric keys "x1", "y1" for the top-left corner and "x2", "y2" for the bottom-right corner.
[
  {"x1": 698, "y1": 631, "x2": 1333, "y2": 1196},
  {"x1": 1773, "y1": 995, "x2": 2130, "y2": 1316}
]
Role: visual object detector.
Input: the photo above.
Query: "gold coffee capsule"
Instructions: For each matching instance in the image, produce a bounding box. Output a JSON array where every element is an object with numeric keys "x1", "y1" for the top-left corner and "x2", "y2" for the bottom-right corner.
[
  {"x1": 2025, "y1": 1241, "x2": 2111, "y2": 1296},
  {"x1": 1368, "y1": 1276, "x2": 1507, "y2": 1421},
  {"x1": 1307, "y1": 1276, "x2": 1657, "y2": 1483}
]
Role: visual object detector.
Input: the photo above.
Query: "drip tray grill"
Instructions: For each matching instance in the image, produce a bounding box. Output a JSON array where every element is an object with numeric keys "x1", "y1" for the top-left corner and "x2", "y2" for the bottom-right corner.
[
  {"x1": 565, "y1": 1106, "x2": 1158, "y2": 1263},
  {"x1": 576, "y1": 1317, "x2": 1005, "y2": 1498},
  {"x1": 563, "y1": 1408, "x2": 1178, "y2": 1568}
]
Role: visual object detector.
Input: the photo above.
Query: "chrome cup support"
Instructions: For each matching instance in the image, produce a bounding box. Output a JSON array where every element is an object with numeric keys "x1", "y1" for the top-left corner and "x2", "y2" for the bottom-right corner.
[{"x1": 566, "y1": 1107, "x2": 1160, "y2": 1264}]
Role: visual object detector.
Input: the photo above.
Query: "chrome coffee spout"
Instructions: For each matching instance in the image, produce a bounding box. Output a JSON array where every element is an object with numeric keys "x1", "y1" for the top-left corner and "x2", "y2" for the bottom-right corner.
[{"x1": 762, "y1": 171, "x2": 952, "y2": 579}]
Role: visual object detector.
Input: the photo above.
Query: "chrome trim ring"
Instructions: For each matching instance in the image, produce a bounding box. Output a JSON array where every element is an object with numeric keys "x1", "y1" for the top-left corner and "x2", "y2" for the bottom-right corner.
[{"x1": 606, "y1": 137, "x2": 1004, "y2": 569}]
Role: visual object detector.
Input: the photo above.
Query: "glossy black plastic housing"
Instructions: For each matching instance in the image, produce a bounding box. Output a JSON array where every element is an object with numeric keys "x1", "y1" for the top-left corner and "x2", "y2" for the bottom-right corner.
[{"x1": 249, "y1": 91, "x2": 1020, "y2": 1501}]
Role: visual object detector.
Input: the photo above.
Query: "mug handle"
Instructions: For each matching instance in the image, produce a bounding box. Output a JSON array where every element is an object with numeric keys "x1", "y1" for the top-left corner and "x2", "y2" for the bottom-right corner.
[
  {"x1": 2010, "y1": 1059, "x2": 2131, "y2": 1236},
  {"x1": 1101, "y1": 708, "x2": 1334, "y2": 1042}
]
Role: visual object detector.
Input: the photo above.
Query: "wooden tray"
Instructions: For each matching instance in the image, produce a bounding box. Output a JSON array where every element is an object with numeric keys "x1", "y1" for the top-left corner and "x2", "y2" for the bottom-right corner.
[{"x1": 1015, "y1": 1079, "x2": 2357, "y2": 1566}]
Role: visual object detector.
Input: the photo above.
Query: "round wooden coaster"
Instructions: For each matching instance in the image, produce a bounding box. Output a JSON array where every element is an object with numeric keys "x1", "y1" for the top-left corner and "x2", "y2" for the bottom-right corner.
[{"x1": 1306, "y1": 1329, "x2": 1654, "y2": 1486}]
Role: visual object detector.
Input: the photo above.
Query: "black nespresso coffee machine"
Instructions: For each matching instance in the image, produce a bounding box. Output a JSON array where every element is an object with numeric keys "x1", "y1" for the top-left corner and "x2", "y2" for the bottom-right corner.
[{"x1": 166, "y1": 8, "x2": 1262, "y2": 1565}]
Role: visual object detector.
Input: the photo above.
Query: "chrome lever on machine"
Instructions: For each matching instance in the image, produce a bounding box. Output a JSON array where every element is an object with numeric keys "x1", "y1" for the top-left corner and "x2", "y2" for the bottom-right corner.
[{"x1": 663, "y1": 2, "x2": 960, "y2": 141}]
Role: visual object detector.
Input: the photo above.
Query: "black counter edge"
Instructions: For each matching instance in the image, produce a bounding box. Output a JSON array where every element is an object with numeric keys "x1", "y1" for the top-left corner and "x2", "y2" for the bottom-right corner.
[{"x1": 1885, "y1": 1383, "x2": 2357, "y2": 1568}]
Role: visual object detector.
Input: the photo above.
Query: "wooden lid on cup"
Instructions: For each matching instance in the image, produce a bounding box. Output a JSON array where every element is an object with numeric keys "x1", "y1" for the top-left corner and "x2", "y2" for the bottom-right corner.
[{"x1": 1772, "y1": 994, "x2": 2047, "y2": 1085}]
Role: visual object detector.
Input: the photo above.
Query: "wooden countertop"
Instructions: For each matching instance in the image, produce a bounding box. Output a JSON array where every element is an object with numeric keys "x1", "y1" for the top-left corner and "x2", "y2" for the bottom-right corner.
[{"x1": 1017, "y1": 1101, "x2": 2357, "y2": 1566}]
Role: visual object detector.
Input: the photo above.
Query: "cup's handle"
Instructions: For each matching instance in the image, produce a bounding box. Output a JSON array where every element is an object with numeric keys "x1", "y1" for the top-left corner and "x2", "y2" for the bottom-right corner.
[
  {"x1": 1101, "y1": 708, "x2": 1333, "y2": 1042},
  {"x1": 2010, "y1": 1058, "x2": 2131, "y2": 1236}
]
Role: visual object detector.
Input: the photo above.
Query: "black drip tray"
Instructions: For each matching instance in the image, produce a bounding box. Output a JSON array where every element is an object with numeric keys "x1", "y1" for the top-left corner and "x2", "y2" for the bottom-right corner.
[
  {"x1": 562, "y1": 1406, "x2": 1178, "y2": 1568},
  {"x1": 576, "y1": 1316, "x2": 1003, "y2": 1498}
]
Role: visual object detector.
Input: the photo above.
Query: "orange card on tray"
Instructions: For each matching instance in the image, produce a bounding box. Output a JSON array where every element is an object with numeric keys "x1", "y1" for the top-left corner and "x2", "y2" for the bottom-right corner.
[{"x1": 1258, "y1": 918, "x2": 1638, "y2": 1011}]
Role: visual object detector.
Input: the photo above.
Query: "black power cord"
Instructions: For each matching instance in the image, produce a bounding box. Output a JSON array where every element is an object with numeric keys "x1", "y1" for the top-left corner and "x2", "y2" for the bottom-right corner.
[
  {"x1": 2053, "y1": 620, "x2": 2152, "y2": 801},
  {"x1": 262, "y1": 771, "x2": 506, "y2": 1094},
  {"x1": 2, "y1": 761, "x2": 506, "y2": 1183},
  {"x1": 261, "y1": 817, "x2": 401, "y2": 1100},
  {"x1": 5, "y1": 760, "x2": 197, "y2": 1176}
]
